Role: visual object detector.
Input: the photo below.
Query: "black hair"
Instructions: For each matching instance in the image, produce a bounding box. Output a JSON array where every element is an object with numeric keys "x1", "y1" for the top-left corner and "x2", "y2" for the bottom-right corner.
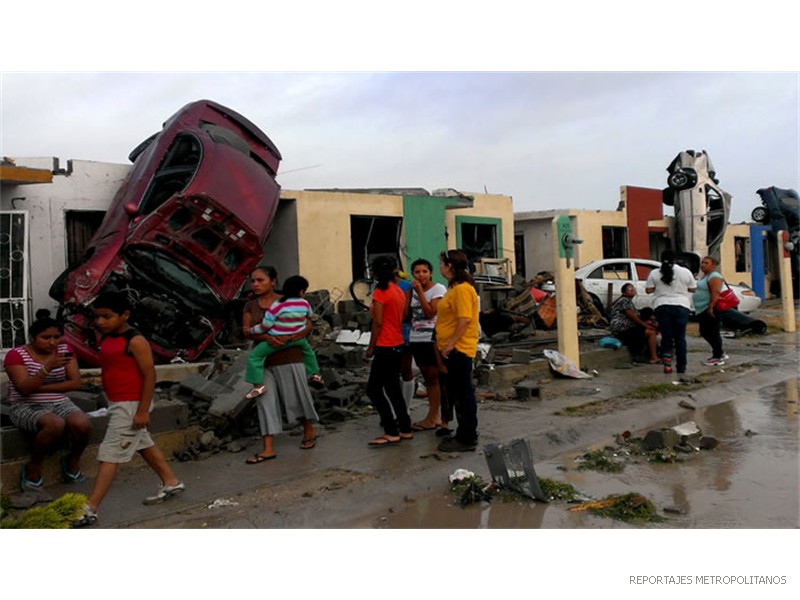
[
  {"x1": 439, "y1": 249, "x2": 474, "y2": 288},
  {"x1": 410, "y1": 258, "x2": 433, "y2": 273},
  {"x1": 621, "y1": 282, "x2": 635, "y2": 294},
  {"x1": 372, "y1": 256, "x2": 397, "y2": 291},
  {"x1": 92, "y1": 290, "x2": 131, "y2": 315},
  {"x1": 252, "y1": 265, "x2": 278, "y2": 281},
  {"x1": 280, "y1": 275, "x2": 309, "y2": 301},
  {"x1": 29, "y1": 316, "x2": 63, "y2": 339},
  {"x1": 639, "y1": 307, "x2": 655, "y2": 320},
  {"x1": 659, "y1": 250, "x2": 675, "y2": 285}
]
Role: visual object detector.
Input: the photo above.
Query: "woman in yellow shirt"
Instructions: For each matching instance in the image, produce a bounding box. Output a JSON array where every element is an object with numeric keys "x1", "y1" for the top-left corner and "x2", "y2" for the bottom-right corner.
[{"x1": 435, "y1": 249, "x2": 480, "y2": 452}]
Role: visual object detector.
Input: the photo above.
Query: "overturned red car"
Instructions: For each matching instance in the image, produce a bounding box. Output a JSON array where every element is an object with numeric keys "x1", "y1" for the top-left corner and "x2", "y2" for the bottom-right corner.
[{"x1": 50, "y1": 100, "x2": 282, "y2": 365}]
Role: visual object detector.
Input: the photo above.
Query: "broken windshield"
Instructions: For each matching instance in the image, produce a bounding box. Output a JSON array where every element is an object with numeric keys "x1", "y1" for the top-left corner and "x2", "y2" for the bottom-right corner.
[{"x1": 125, "y1": 247, "x2": 219, "y2": 310}]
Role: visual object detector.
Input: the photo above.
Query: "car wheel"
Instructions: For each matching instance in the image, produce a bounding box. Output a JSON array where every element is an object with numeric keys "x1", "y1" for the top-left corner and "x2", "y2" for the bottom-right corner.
[
  {"x1": 751, "y1": 206, "x2": 768, "y2": 223},
  {"x1": 662, "y1": 188, "x2": 675, "y2": 207},
  {"x1": 667, "y1": 168, "x2": 697, "y2": 191}
]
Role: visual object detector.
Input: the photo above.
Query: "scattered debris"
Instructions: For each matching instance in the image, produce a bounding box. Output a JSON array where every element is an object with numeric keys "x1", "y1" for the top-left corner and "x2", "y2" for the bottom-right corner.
[
  {"x1": 208, "y1": 498, "x2": 239, "y2": 509},
  {"x1": 569, "y1": 493, "x2": 665, "y2": 523}
]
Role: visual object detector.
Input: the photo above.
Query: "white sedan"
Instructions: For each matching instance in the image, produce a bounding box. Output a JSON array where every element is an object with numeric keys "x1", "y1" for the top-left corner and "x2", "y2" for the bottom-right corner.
[{"x1": 574, "y1": 258, "x2": 762, "y2": 314}]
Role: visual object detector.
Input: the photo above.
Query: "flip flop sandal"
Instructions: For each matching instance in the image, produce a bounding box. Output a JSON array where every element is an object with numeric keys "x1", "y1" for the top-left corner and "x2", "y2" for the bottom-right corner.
[
  {"x1": 245, "y1": 386, "x2": 266, "y2": 400},
  {"x1": 398, "y1": 432, "x2": 414, "y2": 440},
  {"x1": 245, "y1": 454, "x2": 277, "y2": 464},
  {"x1": 368, "y1": 435, "x2": 401, "y2": 447},
  {"x1": 60, "y1": 456, "x2": 87, "y2": 484},
  {"x1": 20, "y1": 465, "x2": 44, "y2": 492},
  {"x1": 300, "y1": 437, "x2": 317, "y2": 450},
  {"x1": 411, "y1": 422, "x2": 438, "y2": 431}
]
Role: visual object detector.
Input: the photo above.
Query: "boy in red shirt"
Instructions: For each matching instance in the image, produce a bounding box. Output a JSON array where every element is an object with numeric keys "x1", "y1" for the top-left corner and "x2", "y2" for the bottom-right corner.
[{"x1": 74, "y1": 291, "x2": 185, "y2": 526}]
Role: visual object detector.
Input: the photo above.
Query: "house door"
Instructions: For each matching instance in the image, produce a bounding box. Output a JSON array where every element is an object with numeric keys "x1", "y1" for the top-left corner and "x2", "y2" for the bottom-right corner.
[{"x1": 0, "y1": 211, "x2": 30, "y2": 350}]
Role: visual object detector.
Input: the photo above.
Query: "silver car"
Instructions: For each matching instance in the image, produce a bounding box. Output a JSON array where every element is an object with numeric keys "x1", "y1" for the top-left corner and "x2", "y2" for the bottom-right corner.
[{"x1": 663, "y1": 149, "x2": 731, "y2": 274}]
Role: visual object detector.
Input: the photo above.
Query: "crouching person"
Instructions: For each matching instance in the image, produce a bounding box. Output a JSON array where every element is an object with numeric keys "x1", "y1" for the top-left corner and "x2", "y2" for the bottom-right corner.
[{"x1": 74, "y1": 291, "x2": 185, "y2": 527}]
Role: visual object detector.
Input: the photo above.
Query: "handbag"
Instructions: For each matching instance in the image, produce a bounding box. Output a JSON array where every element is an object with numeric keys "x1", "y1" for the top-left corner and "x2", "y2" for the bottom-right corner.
[{"x1": 715, "y1": 280, "x2": 740, "y2": 312}]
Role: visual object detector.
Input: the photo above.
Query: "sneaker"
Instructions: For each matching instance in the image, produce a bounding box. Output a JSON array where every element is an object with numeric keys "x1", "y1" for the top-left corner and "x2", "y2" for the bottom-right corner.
[
  {"x1": 662, "y1": 357, "x2": 673, "y2": 374},
  {"x1": 704, "y1": 357, "x2": 726, "y2": 366},
  {"x1": 437, "y1": 437, "x2": 477, "y2": 453},
  {"x1": 73, "y1": 505, "x2": 98, "y2": 528},
  {"x1": 143, "y1": 481, "x2": 186, "y2": 505}
]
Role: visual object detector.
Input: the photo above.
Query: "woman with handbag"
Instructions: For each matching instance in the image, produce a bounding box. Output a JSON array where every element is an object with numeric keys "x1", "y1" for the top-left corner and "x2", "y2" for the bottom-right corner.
[{"x1": 693, "y1": 256, "x2": 730, "y2": 366}]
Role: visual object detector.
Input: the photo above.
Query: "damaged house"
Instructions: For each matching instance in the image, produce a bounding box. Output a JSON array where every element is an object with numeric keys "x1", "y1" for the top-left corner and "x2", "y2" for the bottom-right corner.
[{"x1": 1, "y1": 108, "x2": 514, "y2": 363}]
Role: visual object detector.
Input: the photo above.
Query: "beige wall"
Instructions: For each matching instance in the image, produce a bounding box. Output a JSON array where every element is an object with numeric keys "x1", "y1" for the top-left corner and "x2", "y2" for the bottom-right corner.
[
  {"x1": 283, "y1": 189, "x2": 403, "y2": 295},
  {"x1": 446, "y1": 192, "x2": 516, "y2": 269},
  {"x1": 571, "y1": 209, "x2": 627, "y2": 268},
  {"x1": 283, "y1": 189, "x2": 515, "y2": 298}
]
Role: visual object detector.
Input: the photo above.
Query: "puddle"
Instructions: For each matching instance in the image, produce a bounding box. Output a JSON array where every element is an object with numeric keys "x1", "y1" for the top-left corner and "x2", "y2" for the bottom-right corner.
[{"x1": 371, "y1": 378, "x2": 799, "y2": 528}]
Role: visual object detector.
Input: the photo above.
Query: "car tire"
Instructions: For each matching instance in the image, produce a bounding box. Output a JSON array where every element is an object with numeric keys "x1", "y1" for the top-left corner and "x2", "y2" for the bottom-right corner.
[
  {"x1": 751, "y1": 206, "x2": 768, "y2": 223},
  {"x1": 662, "y1": 188, "x2": 675, "y2": 207},
  {"x1": 667, "y1": 168, "x2": 697, "y2": 191}
]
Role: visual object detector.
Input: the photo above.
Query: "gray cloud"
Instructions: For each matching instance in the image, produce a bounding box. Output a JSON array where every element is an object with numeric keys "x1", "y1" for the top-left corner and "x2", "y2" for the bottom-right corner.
[{"x1": 2, "y1": 72, "x2": 797, "y2": 221}]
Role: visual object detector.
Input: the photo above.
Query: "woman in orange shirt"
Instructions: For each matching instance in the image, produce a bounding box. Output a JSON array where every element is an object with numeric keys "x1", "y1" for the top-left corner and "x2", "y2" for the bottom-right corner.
[
  {"x1": 365, "y1": 256, "x2": 413, "y2": 446},
  {"x1": 435, "y1": 249, "x2": 480, "y2": 452}
]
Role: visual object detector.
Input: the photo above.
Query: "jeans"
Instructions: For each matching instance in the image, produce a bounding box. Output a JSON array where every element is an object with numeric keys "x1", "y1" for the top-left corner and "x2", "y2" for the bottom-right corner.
[
  {"x1": 655, "y1": 304, "x2": 690, "y2": 373},
  {"x1": 366, "y1": 345, "x2": 411, "y2": 436},
  {"x1": 698, "y1": 310, "x2": 724, "y2": 359},
  {"x1": 442, "y1": 349, "x2": 478, "y2": 444}
]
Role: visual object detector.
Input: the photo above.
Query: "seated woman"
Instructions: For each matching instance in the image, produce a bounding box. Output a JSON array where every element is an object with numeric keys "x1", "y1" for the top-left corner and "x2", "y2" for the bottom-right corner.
[
  {"x1": 608, "y1": 283, "x2": 659, "y2": 363},
  {"x1": 3, "y1": 313, "x2": 91, "y2": 490}
]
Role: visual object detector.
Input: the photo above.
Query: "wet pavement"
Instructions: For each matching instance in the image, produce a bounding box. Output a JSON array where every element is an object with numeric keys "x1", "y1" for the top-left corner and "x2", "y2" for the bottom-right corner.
[
  {"x1": 58, "y1": 326, "x2": 798, "y2": 531},
  {"x1": 367, "y1": 377, "x2": 799, "y2": 529}
]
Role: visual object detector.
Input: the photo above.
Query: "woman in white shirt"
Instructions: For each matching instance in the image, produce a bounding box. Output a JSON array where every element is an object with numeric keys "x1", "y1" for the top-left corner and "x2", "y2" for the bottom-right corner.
[
  {"x1": 407, "y1": 258, "x2": 448, "y2": 432},
  {"x1": 645, "y1": 250, "x2": 697, "y2": 374}
]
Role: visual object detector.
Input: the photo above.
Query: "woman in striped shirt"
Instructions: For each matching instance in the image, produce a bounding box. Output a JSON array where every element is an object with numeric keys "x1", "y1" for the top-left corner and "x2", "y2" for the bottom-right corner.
[
  {"x1": 243, "y1": 275, "x2": 322, "y2": 399},
  {"x1": 3, "y1": 314, "x2": 90, "y2": 491}
]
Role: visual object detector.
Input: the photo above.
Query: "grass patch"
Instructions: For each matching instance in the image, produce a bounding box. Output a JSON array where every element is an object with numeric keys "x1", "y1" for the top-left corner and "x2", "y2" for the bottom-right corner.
[
  {"x1": 625, "y1": 382, "x2": 699, "y2": 399},
  {"x1": 556, "y1": 399, "x2": 607, "y2": 416},
  {"x1": 1, "y1": 492, "x2": 87, "y2": 529}
]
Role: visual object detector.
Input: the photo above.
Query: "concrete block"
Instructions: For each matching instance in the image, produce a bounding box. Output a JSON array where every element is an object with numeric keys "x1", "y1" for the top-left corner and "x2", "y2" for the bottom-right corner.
[
  {"x1": 511, "y1": 349, "x2": 532, "y2": 364},
  {"x1": 179, "y1": 374, "x2": 231, "y2": 401},
  {"x1": 208, "y1": 380, "x2": 255, "y2": 419},
  {"x1": 642, "y1": 428, "x2": 680, "y2": 451},
  {"x1": 321, "y1": 384, "x2": 361, "y2": 408},
  {"x1": 343, "y1": 348, "x2": 365, "y2": 368},
  {"x1": 320, "y1": 368, "x2": 344, "y2": 390},
  {"x1": 513, "y1": 380, "x2": 540, "y2": 400},
  {"x1": 672, "y1": 421, "x2": 702, "y2": 446}
]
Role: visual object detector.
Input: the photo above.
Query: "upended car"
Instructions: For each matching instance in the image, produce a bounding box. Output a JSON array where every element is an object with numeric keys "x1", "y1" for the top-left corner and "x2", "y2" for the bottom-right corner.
[
  {"x1": 663, "y1": 149, "x2": 731, "y2": 274},
  {"x1": 50, "y1": 100, "x2": 282, "y2": 366}
]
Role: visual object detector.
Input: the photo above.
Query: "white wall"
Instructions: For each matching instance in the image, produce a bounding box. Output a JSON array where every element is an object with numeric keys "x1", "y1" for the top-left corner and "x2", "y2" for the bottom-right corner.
[{"x1": 1, "y1": 157, "x2": 131, "y2": 316}]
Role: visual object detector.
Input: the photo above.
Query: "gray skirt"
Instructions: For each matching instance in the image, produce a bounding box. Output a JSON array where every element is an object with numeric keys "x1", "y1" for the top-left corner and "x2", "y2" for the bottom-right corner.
[{"x1": 255, "y1": 362, "x2": 319, "y2": 436}]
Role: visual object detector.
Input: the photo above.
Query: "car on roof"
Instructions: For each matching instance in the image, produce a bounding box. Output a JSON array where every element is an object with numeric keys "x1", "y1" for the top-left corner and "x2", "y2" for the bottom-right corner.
[
  {"x1": 50, "y1": 100, "x2": 282, "y2": 366},
  {"x1": 574, "y1": 258, "x2": 762, "y2": 315},
  {"x1": 663, "y1": 149, "x2": 731, "y2": 274}
]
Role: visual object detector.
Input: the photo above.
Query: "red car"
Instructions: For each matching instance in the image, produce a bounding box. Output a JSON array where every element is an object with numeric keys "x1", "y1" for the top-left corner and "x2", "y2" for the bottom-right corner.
[{"x1": 50, "y1": 100, "x2": 282, "y2": 365}]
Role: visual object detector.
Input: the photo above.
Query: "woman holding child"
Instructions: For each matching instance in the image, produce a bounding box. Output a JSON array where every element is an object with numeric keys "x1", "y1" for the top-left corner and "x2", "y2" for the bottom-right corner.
[{"x1": 241, "y1": 266, "x2": 319, "y2": 463}]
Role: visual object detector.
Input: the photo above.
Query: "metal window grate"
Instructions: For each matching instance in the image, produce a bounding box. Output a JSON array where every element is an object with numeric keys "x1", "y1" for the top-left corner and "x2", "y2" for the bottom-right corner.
[
  {"x1": 484, "y1": 438, "x2": 548, "y2": 502},
  {"x1": 0, "y1": 211, "x2": 30, "y2": 350}
]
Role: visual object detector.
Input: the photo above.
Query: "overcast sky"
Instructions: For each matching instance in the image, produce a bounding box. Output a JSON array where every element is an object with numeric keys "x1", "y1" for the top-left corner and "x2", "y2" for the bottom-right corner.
[{"x1": 2, "y1": 71, "x2": 797, "y2": 223}]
